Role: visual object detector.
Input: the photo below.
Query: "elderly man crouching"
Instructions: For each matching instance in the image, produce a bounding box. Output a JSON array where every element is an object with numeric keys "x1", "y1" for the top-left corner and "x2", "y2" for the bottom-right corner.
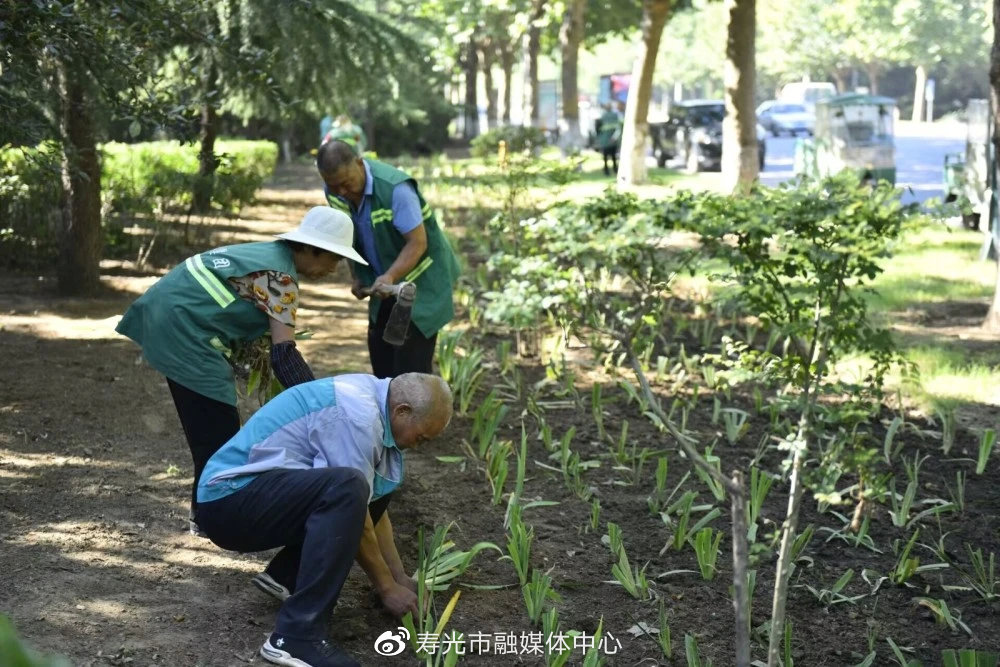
[{"x1": 196, "y1": 372, "x2": 453, "y2": 667}]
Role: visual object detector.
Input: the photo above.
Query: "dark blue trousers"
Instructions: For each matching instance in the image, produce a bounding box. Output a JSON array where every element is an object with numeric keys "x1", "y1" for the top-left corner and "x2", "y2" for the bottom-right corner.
[{"x1": 197, "y1": 467, "x2": 369, "y2": 640}]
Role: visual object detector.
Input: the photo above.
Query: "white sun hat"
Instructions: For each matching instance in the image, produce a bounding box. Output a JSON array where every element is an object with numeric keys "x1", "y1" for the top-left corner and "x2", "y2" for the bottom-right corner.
[{"x1": 276, "y1": 206, "x2": 368, "y2": 265}]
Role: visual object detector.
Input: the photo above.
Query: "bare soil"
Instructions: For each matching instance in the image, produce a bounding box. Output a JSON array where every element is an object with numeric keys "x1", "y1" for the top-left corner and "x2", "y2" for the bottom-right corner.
[{"x1": 2, "y1": 165, "x2": 999, "y2": 667}]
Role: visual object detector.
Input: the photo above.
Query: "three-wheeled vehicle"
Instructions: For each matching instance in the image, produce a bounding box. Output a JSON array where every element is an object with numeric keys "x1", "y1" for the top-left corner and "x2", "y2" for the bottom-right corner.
[
  {"x1": 943, "y1": 99, "x2": 993, "y2": 230},
  {"x1": 794, "y1": 93, "x2": 896, "y2": 184}
]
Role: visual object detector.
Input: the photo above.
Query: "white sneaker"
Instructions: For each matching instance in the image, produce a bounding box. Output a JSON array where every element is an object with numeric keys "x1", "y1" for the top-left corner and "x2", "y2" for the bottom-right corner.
[{"x1": 252, "y1": 572, "x2": 291, "y2": 601}]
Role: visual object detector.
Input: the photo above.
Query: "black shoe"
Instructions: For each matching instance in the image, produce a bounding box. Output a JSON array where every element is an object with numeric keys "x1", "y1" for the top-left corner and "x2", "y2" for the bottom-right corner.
[{"x1": 260, "y1": 633, "x2": 360, "y2": 667}]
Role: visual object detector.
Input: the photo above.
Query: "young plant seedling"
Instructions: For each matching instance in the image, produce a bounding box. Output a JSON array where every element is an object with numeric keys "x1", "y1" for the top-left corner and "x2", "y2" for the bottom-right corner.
[
  {"x1": 721, "y1": 408, "x2": 751, "y2": 445},
  {"x1": 976, "y1": 428, "x2": 996, "y2": 475},
  {"x1": 504, "y1": 504, "x2": 534, "y2": 587},
  {"x1": 684, "y1": 634, "x2": 713, "y2": 667},
  {"x1": 523, "y1": 569, "x2": 560, "y2": 626},
  {"x1": 885, "y1": 637, "x2": 920, "y2": 667},
  {"x1": 936, "y1": 404, "x2": 957, "y2": 455},
  {"x1": 662, "y1": 491, "x2": 722, "y2": 553},
  {"x1": 913, "y1": 598, "x2": 972, "y2": 636},
  {"x1": 800, "y1": 568, "x2": 865, "y2": 607},
  {"x1": 883, "y1": 416, "x2": 904, "y2": 465},
  {"x1": 694, "y1": 527, "x2": 724, "y2": 581}
]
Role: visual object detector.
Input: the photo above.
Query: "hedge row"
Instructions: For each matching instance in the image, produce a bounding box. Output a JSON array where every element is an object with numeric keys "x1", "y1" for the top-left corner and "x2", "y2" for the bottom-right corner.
[{"x1": 0, "y1": 139, "x2": 278, "y2": 269}]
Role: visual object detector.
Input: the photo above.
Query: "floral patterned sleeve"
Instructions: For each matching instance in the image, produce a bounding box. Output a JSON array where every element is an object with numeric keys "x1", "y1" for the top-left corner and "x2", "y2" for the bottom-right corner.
[{"x1": 228, "y1": 271, "x2": 299, "y2": 327}]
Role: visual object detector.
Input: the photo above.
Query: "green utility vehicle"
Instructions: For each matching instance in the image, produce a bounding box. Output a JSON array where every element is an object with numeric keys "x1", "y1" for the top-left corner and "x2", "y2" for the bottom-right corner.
[{"x1": 794, "y1": 93, "x2": 896, "y2": 184}]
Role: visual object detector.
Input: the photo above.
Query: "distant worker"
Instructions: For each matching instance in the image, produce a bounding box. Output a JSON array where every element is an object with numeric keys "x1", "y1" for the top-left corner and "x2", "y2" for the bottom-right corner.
[
  {"x1": 319, "y1": 113, "x2": 334, "y2": 145},
  {"x1": 115, "y1": 207, "x2": 366, "y2": 535},
  {"x1": 321, "y1": 114, "x2": 368, "y2": 153},
  {"x1": 595, "y1": 102, "x2": 624, "y2": 176},
  {"x1": 316, "y1": 140, "x2": 460, "y2": 379},
  {"x1": 197, "y1": 372, "x2": 454, "y2": 667}
]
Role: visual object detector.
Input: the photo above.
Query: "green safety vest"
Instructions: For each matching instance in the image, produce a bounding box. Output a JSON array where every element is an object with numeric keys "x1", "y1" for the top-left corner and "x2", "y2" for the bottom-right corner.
[
  {"x1": 327, "y1": 159, "x2": 460, "y2": 337},
  {"x1": 324, "y1": 123, "x2": 367, "y2": 153},
  {"x1": 115, "y1": 241, "x2": 297, "y2": 405}
]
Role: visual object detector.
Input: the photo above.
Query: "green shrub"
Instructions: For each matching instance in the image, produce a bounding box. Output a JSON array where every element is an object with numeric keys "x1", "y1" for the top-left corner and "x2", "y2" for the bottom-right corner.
[
  {"x1": 0, "y1": 143, "x2": 63, "y2": 270},
  {"x1": 1, "y1": 139, "x2": 277, "y2": 269},
  {"x1": 102, "y1": 139, "x2": 278, "y2": 215},
  {"x1": 470, "y1": 126, "x2": 548, "y2": 159},
  {"x1": 0, "y1": 615, "x2": 71, "y2": 667}
]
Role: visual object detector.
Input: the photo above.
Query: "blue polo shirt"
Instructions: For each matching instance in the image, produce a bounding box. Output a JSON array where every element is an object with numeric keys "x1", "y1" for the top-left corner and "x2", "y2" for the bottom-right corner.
[
  {"x1": 325, "y1": 161, "x2": 423, "y2": 275},
  {"x1": 197, "y1": 375, "x2": 403, "y2": 504}
]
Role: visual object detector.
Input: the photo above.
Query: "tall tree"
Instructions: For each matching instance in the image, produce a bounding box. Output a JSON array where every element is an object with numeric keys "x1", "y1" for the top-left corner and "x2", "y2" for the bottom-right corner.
[
  {"x1": 985, "y1": 0, "x2": 1000, "y2": 331},
  {"x1": 463, "y1": 35, "x2": 481, "y2": 137},
  {"x1": 559, "y1": 0, "x2": 586, "y2": 148},
  {"x1": 480, "y1": 38, "x2": 500, "y2": 130},
  {"x1": 1, "y1": 0, "x2": 195, "y2": 295},
  {"x1": 522, "y1": 0, "x2": 548, "y2": 125},
  {"x1": 721, "y1": 0, "x2": 757, "y2": 190},
  {"x1": 183, "y1": 0, "x2": 415, "y2": 209},
  {"x1": 617, "y1": 0, "x2": 672, "y2": 184},
  {"x1": 893, "y1": 0, "x2": 973, "y2": 121}
]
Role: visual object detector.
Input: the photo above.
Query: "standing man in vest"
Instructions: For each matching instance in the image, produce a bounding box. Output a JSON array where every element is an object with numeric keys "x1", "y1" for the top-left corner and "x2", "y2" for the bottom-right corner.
[
  {"x1": 116, "y1": 207, "x2": 367, "y2": 534},
  {"x1": 316, "y1": 140, "x2": 459, "y2": 378}
]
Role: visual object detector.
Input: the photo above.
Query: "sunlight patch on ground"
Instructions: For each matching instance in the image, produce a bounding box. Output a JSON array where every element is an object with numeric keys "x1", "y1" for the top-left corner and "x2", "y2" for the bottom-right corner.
[
  {"x1": 0, "y1": 468, "x2": 35, "y2": 480},
  {"x1": 0, "y1": 449, "x2": 123, "y2": 470},
  {"x1": 0, "y1": 313, "x2": 123, "y2": 340}
]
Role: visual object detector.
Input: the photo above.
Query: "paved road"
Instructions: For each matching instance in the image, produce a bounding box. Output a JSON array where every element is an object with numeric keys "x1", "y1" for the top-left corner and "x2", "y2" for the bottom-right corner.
[{"x1": 758, "y1": 120, "x2": 967, "y2": 205}]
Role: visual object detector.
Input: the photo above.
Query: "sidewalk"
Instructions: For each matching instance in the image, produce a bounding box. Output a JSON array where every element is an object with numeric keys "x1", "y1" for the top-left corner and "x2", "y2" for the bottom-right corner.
[{"x1": 896, "y1": 119, "x2": 967, "y2": 140}]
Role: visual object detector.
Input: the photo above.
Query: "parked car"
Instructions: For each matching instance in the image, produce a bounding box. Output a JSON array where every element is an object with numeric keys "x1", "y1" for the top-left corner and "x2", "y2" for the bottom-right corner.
[
  {"x1": 756, "y1": 100, "x2": 814, "y2": 136},
  {"x1": 650, "y1": 100, "x2": 766, "y2": 172}
]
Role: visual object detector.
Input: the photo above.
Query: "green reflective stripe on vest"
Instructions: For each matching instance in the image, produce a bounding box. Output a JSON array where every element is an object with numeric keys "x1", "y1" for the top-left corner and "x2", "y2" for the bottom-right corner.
[
  {"x1": 371, "y1": 209, "x2": 393, "y2": 225},
  {"x1": 405, "y1": 257, "x2": 433, "y2": 282},
  {"x1": 185, "y1": 255, "x2": 236, "y2": 308},
  {"x1": 209, "y1": 336, "x2": 232, "y2": 358},
  {"x1": 326, "y1": 194, "x2": 350, "y2": 214},
  {"x1": 421, "y1": 203, "x2": 432, "y2": 220}
]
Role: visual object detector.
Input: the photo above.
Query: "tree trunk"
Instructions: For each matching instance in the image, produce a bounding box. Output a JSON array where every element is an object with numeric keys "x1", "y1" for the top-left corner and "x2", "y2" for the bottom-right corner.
[
  {"x1": 559, "y1": 0, "x2": 586, "y2": 149},
  {"x1": 523, "y1": 0, "x2": 545, "y2": 126},
  {"x1": 501, "y1": 46, "x2": 515, "y2": 125},
  {"x1": 831, "y1": 69, "x2": 847, "y2": 94},
  {"x1": 463, "y1": 37, "x2": 480, "y2": 139},
  {"x1": 984, "y1": 0, "x2": 1000, "y2": 331},
  {"x1": 617, "y1": 0, "x2": 672, "y2": 185},
  {"x1": 721, "y1": 0, "x2": 758, "y2": 192},
  {"x1": 57, "y1": 63, "x2": 102, "y2": 296},
  {"x1": 912, "y1": 64, "x2": 927, "y2": 122},
  {"x1": 481, "y1": 42, "x2": 499, "y2": 131},
  {"x1": 865, "y1": 62, "x2": 880, "y2": 95},
  {"x1": 193, "y1": 58, "x2": 220, "y2": 214}
]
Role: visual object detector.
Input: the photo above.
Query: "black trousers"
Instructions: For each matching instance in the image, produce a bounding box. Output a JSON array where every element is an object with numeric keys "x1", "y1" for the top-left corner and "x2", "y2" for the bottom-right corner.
[
  {"x1": 368, "y1": 297, "x2": 437, "y2": 378},
  {"x1": 198, "y1": 468, "x2": 370, "y2": 640},
  {"x1": 167, "y1": 378, "x2": 241, "y2": 512},
  {"x1": 260, "y1": 492, "x2": 393, "y2": 596},
  {"x1": 602, "y1": 145, "x2": 619, "y2": 174}
]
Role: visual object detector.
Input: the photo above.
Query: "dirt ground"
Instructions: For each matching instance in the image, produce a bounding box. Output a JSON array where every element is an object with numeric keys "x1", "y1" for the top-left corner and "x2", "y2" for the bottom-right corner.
[{"x1": 2, "y1": 165, "x2": 1000, "y2": 666}]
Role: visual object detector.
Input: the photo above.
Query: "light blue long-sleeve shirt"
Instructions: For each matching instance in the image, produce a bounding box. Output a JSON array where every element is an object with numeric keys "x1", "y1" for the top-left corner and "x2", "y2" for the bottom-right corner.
[{"x1": 197, "y1": 375, "x2": 403, "y2": 504}]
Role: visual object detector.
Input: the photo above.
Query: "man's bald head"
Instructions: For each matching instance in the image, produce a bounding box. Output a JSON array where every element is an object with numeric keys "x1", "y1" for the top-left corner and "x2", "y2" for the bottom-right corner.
[
  {"x1": 317, "y1": 139, "x2": 360, "y2": 177},
  {"x1": 387, "y1": 373, "x2": 453, "y2": 448}
]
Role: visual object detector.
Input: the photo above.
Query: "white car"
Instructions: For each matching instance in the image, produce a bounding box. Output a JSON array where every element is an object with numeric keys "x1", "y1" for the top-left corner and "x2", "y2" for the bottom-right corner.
[{"x1": 756, "y1": 101, "x2": 814, "y2": 137}]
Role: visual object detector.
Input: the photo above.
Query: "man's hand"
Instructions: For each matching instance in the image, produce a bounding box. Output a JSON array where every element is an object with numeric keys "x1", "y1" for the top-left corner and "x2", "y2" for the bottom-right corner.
[
  {"x1": 370, "y1": 272, "x2": 395, "y2": 298},
  {"x1": 394, "y1": 571, "x2": 418, "y2": 594},
  {"x1": 351, "y1": 278, "x2": 370, "y2": 300},
  {"x1": 379, "y1": 581, "x2": 418, "y2": 618}
]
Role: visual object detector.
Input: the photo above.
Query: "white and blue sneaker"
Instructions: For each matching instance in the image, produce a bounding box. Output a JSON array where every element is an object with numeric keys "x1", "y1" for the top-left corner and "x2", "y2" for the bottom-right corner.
[{"x1": 260, "y1": 633, "x2": 359, "y2": 667}]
